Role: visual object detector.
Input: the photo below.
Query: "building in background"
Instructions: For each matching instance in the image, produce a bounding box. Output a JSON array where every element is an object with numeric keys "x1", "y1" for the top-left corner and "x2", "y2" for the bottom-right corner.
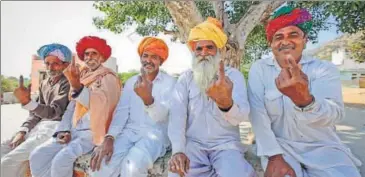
[
  {"x1": 331, "y1": 47, "x2": 365, "y2": 87},
  {"x1": 31, "y1": 54, "x2": 118, "y2": 93}
]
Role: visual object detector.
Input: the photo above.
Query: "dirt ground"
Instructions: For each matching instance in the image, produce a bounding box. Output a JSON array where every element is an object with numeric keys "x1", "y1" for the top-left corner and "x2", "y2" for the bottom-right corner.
[{"x1": 342, "y1": 87, "x2": 365, "y2": 108}]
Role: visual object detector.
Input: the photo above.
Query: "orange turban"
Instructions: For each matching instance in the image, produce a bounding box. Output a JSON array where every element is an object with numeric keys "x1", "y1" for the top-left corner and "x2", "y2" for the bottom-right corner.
[
  {"x1": 188, "y1": 17, "x2": 227, "y2": 50},
  {"x1": 137, "y1": 37, "x2": 169, "y2": 63}
]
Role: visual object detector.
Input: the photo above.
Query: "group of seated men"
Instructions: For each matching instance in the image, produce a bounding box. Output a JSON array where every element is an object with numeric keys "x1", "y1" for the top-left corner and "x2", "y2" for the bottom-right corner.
[{"x1": 1, "y1": 6, "x2": 362, "y2": 177}]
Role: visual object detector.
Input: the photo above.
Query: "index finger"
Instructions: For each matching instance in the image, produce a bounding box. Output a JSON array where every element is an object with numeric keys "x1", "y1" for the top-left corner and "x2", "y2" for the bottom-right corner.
[
  {"x1": 19, "y1": 75, "x2": 24, "y2": 88},
  {"x1": 71, "y1": 56, "x2": 76, "y2": 67},
  {"x1": 288, "y1": 58, "x2": 301, "y2": 78},
  {"x1": 218, "y1": 60, "x2": 225, "y2": 79},
  {"x1": 140, "y1": 67, "x2": 148, "y2": 81}
]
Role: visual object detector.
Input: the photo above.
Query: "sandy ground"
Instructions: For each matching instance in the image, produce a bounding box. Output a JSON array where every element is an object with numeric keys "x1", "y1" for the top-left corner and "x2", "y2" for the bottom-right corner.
[{"x1": 342, "y1": 87, "x2": 365, "y2": 108}]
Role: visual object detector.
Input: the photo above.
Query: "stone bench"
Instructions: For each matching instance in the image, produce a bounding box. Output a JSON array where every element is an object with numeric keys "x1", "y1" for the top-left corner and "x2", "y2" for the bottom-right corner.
[
  {"x1": 72, "y1": 146, "x2": 264, "y2": 177},
  {"x1": 73, "y1": 150, "x2": 172, "y2": 177}
]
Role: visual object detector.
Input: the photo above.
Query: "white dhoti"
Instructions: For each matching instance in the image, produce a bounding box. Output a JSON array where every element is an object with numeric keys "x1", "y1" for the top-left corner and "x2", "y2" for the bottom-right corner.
[
  {"x1": 168, "y1": 141, "x2": 256, "y2": 177},
  {"x1": 29, "y1": 130, "x2": 94, "y2": 177},
  {"x1": 90, "y1": 130, "x2": 167, "y2": 177},
  {"x1": 260, "y1": 151, "x2": 361, "y2": 177},
  {"x1": 1, "y1": 121, "x2": 59, "y2": 177}
]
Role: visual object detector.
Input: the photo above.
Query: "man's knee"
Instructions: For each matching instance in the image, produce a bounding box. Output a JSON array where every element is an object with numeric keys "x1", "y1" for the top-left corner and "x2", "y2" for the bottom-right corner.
[
  {"x1": 121, "y1": 148, "x2": 152, "y2": 176},
  {"x1": 29, "y1": 146, "x2": 46, "y2": 176}
]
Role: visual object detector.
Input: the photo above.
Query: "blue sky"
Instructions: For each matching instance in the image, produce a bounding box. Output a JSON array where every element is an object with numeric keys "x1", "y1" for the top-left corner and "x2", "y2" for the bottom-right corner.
[{"x1": 1, "y1": 1, "x2": 342, "y2": 77}]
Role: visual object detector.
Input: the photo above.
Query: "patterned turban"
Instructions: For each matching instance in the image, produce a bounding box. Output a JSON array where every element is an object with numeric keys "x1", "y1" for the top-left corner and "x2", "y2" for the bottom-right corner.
[
  {"x1": 266, "y1": 6, "x2": 312, "y2": 43},
  {"x1": 37, "y1": 43, "x2": 72, "y2": 62},
  {"x1": 76, "y1": 36, "x2": 112, "y2": 61},
  {"x1": 188, "y1": 17, "x2": 227, "y2": 50},
  {"x1": 138, "y1": 37, "x2": 169, "y2": 63}
]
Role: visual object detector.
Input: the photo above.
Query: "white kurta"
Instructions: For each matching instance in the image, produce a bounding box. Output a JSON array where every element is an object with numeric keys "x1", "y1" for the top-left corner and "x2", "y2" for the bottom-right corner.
[
  {"x1": 91, "y1": 71, "x2": 176, "y2": 177},
  {"x1": 168, "y1": 67, "x2": 255, "y2": 177},
  {"x1": 29, "y1": 88, "x2": 95, "y2": 177},
  {"x1": 248, "y1": 55, "x2": 362, "y2": 177}
]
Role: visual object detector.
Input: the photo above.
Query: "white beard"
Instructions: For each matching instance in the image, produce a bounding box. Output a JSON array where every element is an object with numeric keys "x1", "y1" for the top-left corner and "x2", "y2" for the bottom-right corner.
[{"x1": 192, "y1": 52, "x2": 220, "y2": 95}]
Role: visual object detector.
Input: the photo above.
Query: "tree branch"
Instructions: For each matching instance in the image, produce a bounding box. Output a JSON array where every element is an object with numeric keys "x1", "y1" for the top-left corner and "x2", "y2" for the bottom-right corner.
[
  {"x1": 234, "y1": 1, "x2": 285, "y2": 49},
  {"x1": 164, "y1": 1, "x2": 203, "y2": 43},
  {"x1": 212, "y1": 1, "x2": 233, "y2": 37}
]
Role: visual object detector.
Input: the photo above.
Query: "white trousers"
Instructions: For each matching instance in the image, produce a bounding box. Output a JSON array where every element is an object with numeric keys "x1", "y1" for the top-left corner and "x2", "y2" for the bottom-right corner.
[
  {"x1": 1, "y1": 121, "x2": 59, "y2": 177},
  {"x1": 261, "y1": 152, "x2": 361, "y2": 177},
  {"x1": 29, "y1": 130, "x2": 94, "y2": 177},
  {"x1": 90, "y1": 130, "x2": 167, "y2": 177},
  {"x1": 168, "y1": 141, "x2": 256, "y2": 177}
]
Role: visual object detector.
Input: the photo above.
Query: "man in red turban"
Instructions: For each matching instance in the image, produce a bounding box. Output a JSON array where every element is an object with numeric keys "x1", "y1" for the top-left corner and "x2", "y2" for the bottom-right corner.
[
  {"x1": 248, "y1": 6, "x2": 361, "y2": 177},
  {"x1": 29, "y1": 36, "x2": 121, "y2": 177},
  {"x1": 89, "y1": 36, "x2": 176, "y2": 177}
]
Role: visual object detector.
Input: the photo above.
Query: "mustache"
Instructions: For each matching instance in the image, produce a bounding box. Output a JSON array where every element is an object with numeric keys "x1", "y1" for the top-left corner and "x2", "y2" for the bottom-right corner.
[
  {"x1": 196, "y1": 55, "x2": 214, "y2": 62},
  {"x1": 142, "y1": 62, "x2": 155, "y2": 67},
  {"x1": 278, "y1": 45, "x2": 295, "y2": 51}
]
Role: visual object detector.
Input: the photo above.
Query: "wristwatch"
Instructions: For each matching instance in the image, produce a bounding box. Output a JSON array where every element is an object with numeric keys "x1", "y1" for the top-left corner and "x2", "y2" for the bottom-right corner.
[{"x1": 294, "y1": 95, "x2": 316, "y2": 112}]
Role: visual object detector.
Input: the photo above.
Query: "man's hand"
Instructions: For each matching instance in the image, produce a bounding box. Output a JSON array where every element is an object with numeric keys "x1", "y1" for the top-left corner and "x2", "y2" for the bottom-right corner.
[
  {"x1": 206, "y1": 60, "x2": 233, "y2": 109},
  {"x1": 265, "y1": 155, "x2": 296, "y2": 177},
  {"x1": 134, "y1": 68, "x2": 154, "y2": 106},
  {"x1": 168, "y1": 153, "x2": 190, "y2": 177},
  {"x1": 9, "y1": 131, "x2": 26, "y2": 149},
  {"x1": 56, "y1": 132, "x2": 71, "y2": 144},
  {"x1": 275, "y1": 56, "x2": 312, "y2": 107},
  {"x1": 90, "y1": 136, "x2": 114, "y2": 172},
  {"x1": 13, "y1": 75, "x2": 32, "y2": 105},
  {"x1": 63, "y1": 56, "x2": 82, "y2": 91}
]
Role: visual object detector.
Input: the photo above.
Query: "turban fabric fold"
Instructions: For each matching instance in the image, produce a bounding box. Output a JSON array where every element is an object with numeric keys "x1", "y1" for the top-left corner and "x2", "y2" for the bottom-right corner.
[
  {"x1": 138, "y1": 37, "x2": 169, "y2": 63},
  {"x1": 76, "y1": 36, "x2": 112, "y2": 61},
  {"x1": 188, "y1": 17, "x2": 227, "y2": 50},
  {"x1": 37, "y1": 43, "x2": 72, "y2": 62},
  {"x1": 266, "y1": 6, "x2": 312, "y2": 42}
]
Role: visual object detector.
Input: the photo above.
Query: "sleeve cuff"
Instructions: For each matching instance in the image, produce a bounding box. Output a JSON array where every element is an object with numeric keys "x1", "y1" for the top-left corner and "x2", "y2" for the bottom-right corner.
[
  {"x1": 172, "y1": 143, "x2": 186, "y2": 154},
  {"x1": 293, "y1": 96, "x2": 317, "y2": 113},
  {"x1": 107, "y1": 126, "x2": 121, "y2": 139},
  {"x1": 144, "y1": 100, "x2": 156, "y2": 111},
  {"x1": 18, "y1": 126, "x2": 30, "y2": 134},
  {"x1": 221, "y1": 104, "x2": 241, "y2": 126},
  {"x1": 22, "y1": 100, "x2": 38, "y2": 111},
  {"x1": 257, "y1": 147, "x2": 284, "y2": 157},
  {"x1": 74, "y1": 87, "x2": 90, "y2": 108}
]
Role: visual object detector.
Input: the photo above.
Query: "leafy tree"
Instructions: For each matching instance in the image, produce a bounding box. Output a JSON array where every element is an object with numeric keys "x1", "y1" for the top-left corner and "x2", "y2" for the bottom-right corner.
[
  {"x1": 347, "y1": 31, "x2": 365, "y2": 63},
  {"x1": 93, "y1": 1, "x2": 365, "y2": 69}
]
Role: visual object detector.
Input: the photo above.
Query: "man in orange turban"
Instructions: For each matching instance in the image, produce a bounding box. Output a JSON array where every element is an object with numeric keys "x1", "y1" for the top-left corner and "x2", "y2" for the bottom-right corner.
[
  {"x1": 90, "y1": 36, "x2": 176, "y2": 177},
  {"x1": 29, "y1": 36, "x2": 121, "y2": 177},
  {"x1": 168, "y1": 18, "x2": 255, "y2": 177}
]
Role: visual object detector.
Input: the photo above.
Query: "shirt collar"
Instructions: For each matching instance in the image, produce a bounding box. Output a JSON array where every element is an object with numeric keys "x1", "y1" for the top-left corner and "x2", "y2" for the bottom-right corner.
[{"x1": 264, "y1": 54, "x2": 316, "y2": 69}]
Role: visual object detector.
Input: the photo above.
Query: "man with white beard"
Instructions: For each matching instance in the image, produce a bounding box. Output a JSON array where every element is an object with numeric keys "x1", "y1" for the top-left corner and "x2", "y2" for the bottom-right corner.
[{"x1": 168, "y1": 17, "x2": 256, "y2": 177}]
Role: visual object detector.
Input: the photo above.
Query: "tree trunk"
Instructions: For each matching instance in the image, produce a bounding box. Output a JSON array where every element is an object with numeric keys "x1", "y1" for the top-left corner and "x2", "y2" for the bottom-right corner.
[{"x1": 165, "y1": 1, "x2": 284, "y2": 69}]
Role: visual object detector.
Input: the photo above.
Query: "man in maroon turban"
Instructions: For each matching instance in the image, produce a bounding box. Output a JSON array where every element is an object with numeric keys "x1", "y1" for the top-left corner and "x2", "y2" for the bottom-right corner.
[{"x1": 29, "y1": 36, "x2": 121, "y2": 177}]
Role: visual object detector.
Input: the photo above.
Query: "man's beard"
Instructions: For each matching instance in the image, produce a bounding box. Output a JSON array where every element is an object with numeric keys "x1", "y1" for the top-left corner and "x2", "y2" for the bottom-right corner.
[
  {"x1": 85, "y1": 58, "x2": 102, "y2": 71},
  {"x1": 47, "y1": 70, "x2": 63, "y2": 77},
  {"x1": 192, "y1": 52, "x2": 220, "y2": 94}
]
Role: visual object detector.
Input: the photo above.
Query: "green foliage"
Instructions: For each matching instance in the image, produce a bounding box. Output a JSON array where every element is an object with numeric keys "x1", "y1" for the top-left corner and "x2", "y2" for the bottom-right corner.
[
  {"x1": 348, "y1": 32, "x2": 365, "y2": 63},
  {"x1": 0, "y1": 75, "x2": 29, "y2": 95},
  {"x1": 118, "y1": 71, "x2": 139, "y2": 84},
  {"x1": 93, "y1": 1, "x2": 172, "y2": 36},
  {"x1": 93, "y1": 1, "x2": 365, "y2": 65}
]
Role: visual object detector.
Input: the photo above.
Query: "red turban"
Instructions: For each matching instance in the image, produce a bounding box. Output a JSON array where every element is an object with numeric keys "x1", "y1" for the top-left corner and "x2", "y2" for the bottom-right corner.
[
  {"x1": 265, "y1": 6, "x2": 312, "y2": 43},
  {"x1": 76, "y1": 36, "x2": 112, "y2": 61},
  {"x1": 138, "y1": 37, "x2": 169, "y2": 63}
]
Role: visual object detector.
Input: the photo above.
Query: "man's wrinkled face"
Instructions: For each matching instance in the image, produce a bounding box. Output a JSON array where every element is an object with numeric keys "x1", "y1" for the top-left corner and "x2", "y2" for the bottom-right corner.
[
  {"x1": 192, "y1": 40, "x2": 220, "y2": 93},
  {"x1": 44, "y1": 56, "x2": 69, "y2": 77},
  {"x1": 84, "y1": 48, "x2": 104, "y2": 71},
  {"x1": 140, "y1": 51, "x2": 162, "y2": 74},
  {"x1": 270, "y1": 25, "x2": 307, "y2": 68}
]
